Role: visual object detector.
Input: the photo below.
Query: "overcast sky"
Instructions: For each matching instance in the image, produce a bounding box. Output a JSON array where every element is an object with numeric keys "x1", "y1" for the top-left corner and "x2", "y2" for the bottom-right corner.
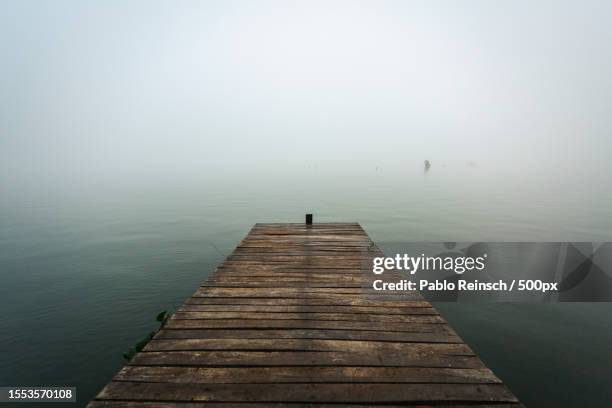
[{"x1": 1, "y1": 0, "x2": 611, "y2": 187}]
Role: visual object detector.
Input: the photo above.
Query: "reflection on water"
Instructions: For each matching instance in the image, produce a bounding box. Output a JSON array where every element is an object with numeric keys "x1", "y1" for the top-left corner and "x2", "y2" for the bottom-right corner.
[{"x1": 1, "y1": 168, "x2": 611, "y2": 406}]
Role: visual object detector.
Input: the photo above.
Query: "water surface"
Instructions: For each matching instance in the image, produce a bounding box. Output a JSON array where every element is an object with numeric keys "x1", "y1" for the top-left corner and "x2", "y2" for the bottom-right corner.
[{"x1": 1, "y1": 167, "x2": 611, "y2": 407}]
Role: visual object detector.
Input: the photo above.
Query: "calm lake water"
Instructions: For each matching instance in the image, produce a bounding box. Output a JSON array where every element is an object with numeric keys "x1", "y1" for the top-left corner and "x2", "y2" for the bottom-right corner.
[{"x1": 1, "y1": 166, "x2": 611, "y2": 407}]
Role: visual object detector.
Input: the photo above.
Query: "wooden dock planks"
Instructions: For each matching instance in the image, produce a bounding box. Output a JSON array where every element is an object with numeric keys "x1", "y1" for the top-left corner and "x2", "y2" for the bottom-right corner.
[{"x1": 88, "y1": 222, "x2": 522, "y2": 407}]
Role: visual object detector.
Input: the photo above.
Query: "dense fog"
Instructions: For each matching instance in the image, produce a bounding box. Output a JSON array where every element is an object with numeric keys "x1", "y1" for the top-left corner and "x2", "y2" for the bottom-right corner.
[{"x1": 2, "y1": 0, "x2": 611, "y2": 193}]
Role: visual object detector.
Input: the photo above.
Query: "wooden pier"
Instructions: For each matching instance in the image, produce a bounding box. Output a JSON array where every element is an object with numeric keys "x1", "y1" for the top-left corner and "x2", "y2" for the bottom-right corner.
[{"x1": 89, "y1": 222, "x2": 522, "y2": 407}]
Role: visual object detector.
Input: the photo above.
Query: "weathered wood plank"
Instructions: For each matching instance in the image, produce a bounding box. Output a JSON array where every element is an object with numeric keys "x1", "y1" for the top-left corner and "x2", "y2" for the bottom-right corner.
[
  {"x1": 178, "y1": 304, "x2": 438, "y2": 314},
  {"x1": 96, "y1": 382, "x2": 518, "y2": 403},
  {"x1": 115, "y1": 366, "x2": 501, "y2": 384},
  {"x1": 194, "y1": 287, "x2": 405, "y2": 296},
  {"x1": 128, "y1": 350, "x2": 484, "y2": 369},
  {"x1": 89, "y1": 402, "x2": 525, "y2": 408},
  {"x1": 211, "y1": 271, "x2": 367, "y2": 277},
  {"x1": 184, "y1": 297, "x2": 429, "y2": 306},
  {"x1": 191, "y1": 291, "x2": 423, "y2": 300},
  {"x1": 142, "y1": 339, "x2": 473, "y2": 354},
  {"x1": 164, "y1": 319, "x2": 448, "y2": 332},
  {"x1": 214, "y1": 267, "x2": 371, "y2": 275},
  {"x1": 154, "y1": 329, "x2": 462, "y2": 343},
  {"x1": 203, "y1": 283, "x2": 366, "y2": 288},
  {"x1": 171, "y1": 311, "x2": 443, "y2": 323}
]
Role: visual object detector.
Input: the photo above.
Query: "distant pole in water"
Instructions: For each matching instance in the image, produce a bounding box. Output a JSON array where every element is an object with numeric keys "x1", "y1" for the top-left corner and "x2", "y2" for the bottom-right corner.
[{"x1": 424, "y1": 160, "x2": 431, "y2": 171}]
